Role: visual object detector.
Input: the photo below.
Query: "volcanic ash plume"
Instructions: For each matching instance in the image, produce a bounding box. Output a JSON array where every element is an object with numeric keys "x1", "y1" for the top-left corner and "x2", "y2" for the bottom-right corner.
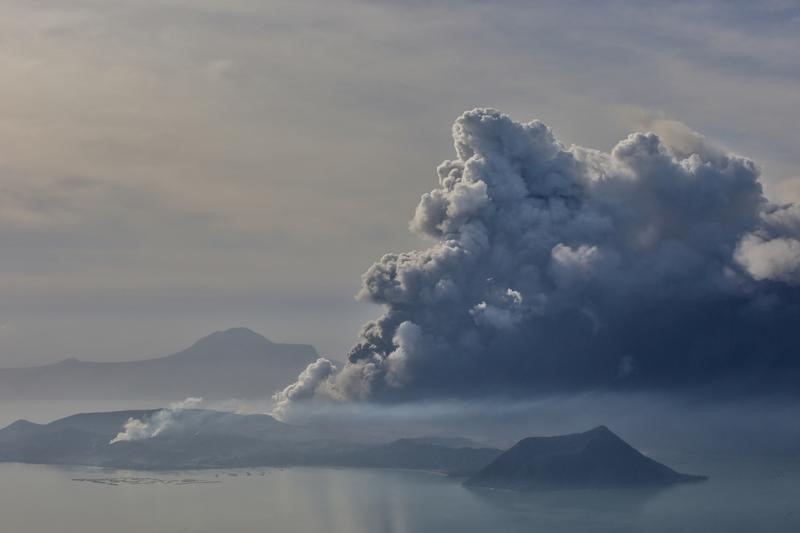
[{"x1": 274, "y1": 108, "x2": 800, "y2": 416}]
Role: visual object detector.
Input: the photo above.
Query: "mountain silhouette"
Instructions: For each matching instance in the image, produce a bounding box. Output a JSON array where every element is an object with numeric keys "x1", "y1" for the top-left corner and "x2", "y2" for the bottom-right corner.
[
  {"x1": 0, "y1": 408, "x2": 501, "y2": 473},
  {"x1": 465, "y1": 426, "x2": 706, "y2": 491},
  {"x1": 0, "y1": 328, "x2": 319, "y2": 402}
]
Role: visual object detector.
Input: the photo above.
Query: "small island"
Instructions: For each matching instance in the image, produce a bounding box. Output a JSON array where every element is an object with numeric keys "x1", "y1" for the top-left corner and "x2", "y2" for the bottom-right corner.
[
  {"x1": 0, "y1": 409, "x2": 708, "y2": 492},
  {"x1": 465, "y1": 425, "x2": 707, "y2": 491}
]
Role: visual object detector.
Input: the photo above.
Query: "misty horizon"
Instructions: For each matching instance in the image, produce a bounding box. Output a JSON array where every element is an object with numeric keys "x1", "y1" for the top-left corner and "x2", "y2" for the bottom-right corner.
[
  {"x1": 1, "y1": 1, "x2": 799, "y2": 532},
  {"x1": 0, "y1": 1, "x2": 798, "y2": 370}
]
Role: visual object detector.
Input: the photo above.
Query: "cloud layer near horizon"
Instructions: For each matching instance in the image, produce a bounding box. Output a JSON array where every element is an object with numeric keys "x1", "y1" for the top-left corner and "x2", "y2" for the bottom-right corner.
[
  {"x1": 1, "y1": 1, "x2": 800, "y2": 366},
  {"x1": 275, "y1": 108, "x2": 800, "y2": 412}
]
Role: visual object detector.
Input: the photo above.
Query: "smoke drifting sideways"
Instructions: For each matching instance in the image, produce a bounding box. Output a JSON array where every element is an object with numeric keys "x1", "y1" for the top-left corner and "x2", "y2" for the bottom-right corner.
[
  {"x1": 111, "y1": 397, "x2": 203, "y2": 443},
  {"x1": 273, "y1": 108, "x2": 800, "y2": 419}
]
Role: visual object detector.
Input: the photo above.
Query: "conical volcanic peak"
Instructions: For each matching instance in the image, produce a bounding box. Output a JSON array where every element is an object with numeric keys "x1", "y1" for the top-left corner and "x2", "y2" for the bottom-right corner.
[{"x1": 465, "y1": 426, "x2": 707, "y2": 491}]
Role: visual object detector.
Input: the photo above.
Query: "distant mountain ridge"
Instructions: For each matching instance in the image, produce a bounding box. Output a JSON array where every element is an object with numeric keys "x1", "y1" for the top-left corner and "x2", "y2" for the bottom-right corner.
[
  {"x1": 0, "y1": 328, "x2": 319, "y2": 402},
  {"x1": 465, "y1": 426, "x2": 706, "y2": 491},
  {"x1": 0, "y1": 413, "x2": 710, "y2": 484},
  {"x1": 0, "y1": 409, "x2": 502, "y2": 474}
]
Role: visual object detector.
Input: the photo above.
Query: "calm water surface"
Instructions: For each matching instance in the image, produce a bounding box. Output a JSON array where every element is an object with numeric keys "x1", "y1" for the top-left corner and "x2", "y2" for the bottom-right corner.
[{"x1": 0, "y1": 457, "x2": 797, "y2": 533}]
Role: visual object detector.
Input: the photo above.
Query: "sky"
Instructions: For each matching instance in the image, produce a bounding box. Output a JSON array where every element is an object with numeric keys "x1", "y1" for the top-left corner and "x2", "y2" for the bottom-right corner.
[{"x1": 1, "y1": 0, "x2": 799, "y2": 367}]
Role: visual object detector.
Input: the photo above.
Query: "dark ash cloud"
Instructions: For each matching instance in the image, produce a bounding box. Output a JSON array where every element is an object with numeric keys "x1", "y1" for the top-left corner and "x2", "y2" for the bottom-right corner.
[{"x1": 275, "y1": 108, "x2": 800, "y2": 413}]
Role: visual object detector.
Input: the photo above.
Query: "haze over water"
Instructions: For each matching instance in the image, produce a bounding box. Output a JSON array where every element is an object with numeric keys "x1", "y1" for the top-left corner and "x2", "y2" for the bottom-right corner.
[
  {"x1": 1, "y1": 2, "x2": 799, "y2": 532},
  {"x1": 2, "y1": 456, "x2": 797, "y2": 533}
]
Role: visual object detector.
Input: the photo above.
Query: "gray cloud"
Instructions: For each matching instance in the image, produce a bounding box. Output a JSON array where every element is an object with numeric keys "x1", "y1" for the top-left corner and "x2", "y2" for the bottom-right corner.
[
  {"x1": 279, "y1": 108, "x2": 800, "y2": 409},
  {"x1": 1, "y1": 0, "x2": 800, "y2": 368}
]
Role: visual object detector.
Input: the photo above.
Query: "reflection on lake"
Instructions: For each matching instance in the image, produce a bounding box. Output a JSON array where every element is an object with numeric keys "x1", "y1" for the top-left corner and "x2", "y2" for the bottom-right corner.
[{"x1": 0, "y1": 456, "x2": 797, "y2": 533}]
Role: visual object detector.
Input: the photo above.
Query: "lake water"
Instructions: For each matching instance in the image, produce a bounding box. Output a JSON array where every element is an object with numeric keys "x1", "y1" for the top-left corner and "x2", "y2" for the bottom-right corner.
[{"x1": 1, "y1": 455, "x2": 798, "y2": 533}]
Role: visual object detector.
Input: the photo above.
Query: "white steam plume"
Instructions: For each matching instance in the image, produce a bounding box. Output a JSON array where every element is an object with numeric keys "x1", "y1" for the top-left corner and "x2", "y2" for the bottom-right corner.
[
  {"x1": 271, "y1": 358, "x2": 337, "y2": 420},
  {"x1": 110, "y1": 397, "x2": 203, "y2": 443}
]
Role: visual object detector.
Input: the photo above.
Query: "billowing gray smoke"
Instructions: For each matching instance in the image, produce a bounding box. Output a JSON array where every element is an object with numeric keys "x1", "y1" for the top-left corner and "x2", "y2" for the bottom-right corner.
[
  {"x1": 272, "y1": 358, "x2": 337, "y2": 418},
  {"x1": 274, "y1": 108, "x2": 800, "y2": 415}
]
